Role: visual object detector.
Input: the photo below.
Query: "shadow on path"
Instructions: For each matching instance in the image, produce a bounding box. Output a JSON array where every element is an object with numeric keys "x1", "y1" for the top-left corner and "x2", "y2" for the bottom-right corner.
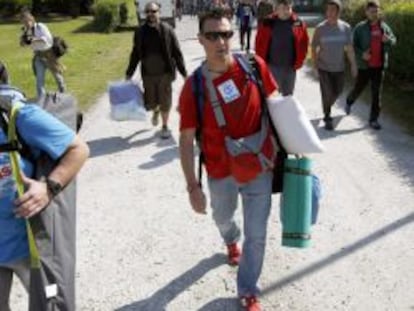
[
  {"x1": 138, "y1": 145, "x2": 179, "y2": 170},
  {"x1": 197, "y1": 298, "x2": 241, "y2": 311},
  {"x1": 261, "y1": 211, "x2": 414, "y2": 297},
  {"x1": 88, "y1": 129, "x2": 155, "y2": 158},
  {"x1": 115, "y1": 254, "x2": 227, "y2": 311}
]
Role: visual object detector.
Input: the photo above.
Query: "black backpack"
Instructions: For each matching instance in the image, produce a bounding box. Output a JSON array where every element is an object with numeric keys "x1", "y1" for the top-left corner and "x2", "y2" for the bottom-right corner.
[{"x1": 52, "y1": 36, "x2": 68, "y2": 58}]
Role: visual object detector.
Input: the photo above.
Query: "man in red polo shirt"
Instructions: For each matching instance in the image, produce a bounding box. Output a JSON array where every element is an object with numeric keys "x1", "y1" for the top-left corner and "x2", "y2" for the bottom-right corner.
[
  {"x1": 178, "y1": 8, "x2": 278, "y2": 311},
  {"x1": 345, "y1": 0, "x2": 396, "y2": 130},
  {"x1": 255, "y1": 0, "x2": 309, "y2": 96}
]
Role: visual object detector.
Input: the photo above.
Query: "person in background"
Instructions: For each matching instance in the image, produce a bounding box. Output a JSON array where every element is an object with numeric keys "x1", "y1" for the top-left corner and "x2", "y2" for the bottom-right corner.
[
  {"x1": 125, "y1": 1, "x2": 187, "y2": 139},
  {"x1": 345, "y1": 0, "x2": 396, "y2": 130},
  {"x1": 236, "y1": 0, "x2": 256, "y2": 52},
  {"x1": 255, "y1": 0, "x2": 309, "y2": 95},
  {"x1": 20, "y1": 9, "x2": 66, "y2": 100},
  {"x1": 311, "y1": 0, "x2": 357, "y2": 130}
]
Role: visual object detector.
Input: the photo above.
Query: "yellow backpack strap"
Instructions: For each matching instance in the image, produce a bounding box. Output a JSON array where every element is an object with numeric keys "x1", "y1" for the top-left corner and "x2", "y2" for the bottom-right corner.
[{"x1": 8, "y1": 103, "x2": 41, "y2": 269}]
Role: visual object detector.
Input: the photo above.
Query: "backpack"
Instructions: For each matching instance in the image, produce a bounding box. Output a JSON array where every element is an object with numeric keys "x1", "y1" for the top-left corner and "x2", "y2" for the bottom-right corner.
[
  {"x1": 52, "y1": 36, "x2": 68, "y2": 58},
  {"x1": 191, "y1": 54, "x2": 287, "y2": 192},
  {"x1": 0, "y1": 91, "x2": 80, "y2": 310}
]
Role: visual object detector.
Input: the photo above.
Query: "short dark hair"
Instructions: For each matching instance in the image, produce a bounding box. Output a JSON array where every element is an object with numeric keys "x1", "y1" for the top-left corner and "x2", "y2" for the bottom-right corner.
[
  {"x1": 198, "y1": 8, "x2": 231, "y2": 32},
  {"x1": 366, "y1": 0, "x2": 380, "y2": 9},
  {"x1": 276, "y1": 0, "x2": 293, "y2": 6},
  {"x1": 0, "y1": 61, "x2": 9, "y2": 84},
  {"x1": 326, "y1": 0, "x2": 342, "y2": 11}
]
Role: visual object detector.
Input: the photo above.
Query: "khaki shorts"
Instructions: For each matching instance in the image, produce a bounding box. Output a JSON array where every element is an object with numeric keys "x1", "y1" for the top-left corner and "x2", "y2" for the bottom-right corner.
[{"x1": 142, "y1": 74, "x2": 173, "y2": 113}]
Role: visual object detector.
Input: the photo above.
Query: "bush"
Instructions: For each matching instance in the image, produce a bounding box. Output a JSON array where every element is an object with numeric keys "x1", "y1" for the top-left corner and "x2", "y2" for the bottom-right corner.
[
  {"x1": 0, "y1": 0, "x2": 30, "y2": 17},
  {"x1": 119, "y1": 2, "x2": 128, "y2": 24},
  {"x1": 93, "y1": 0, "x2": 119, "y2": 32},
  {"x1": 385, "y1": 2, "x2": 414, "y2": 81}
]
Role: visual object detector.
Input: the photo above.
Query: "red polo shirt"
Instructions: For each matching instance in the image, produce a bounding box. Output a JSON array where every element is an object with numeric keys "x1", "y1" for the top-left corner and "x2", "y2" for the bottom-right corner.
[{"x1": 179, "y1": 55, "x2": 278, "y2": 181}]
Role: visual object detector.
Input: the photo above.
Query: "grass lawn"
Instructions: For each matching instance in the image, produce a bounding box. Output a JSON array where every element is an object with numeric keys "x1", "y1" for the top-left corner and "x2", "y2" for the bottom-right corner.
[{"x1": 0, "y1": 3, "x2": 138, "y2": 110}]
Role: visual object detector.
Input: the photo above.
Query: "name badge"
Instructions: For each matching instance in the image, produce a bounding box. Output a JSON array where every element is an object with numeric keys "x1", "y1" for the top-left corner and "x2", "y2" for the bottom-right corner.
[{"x1": 217, "y1": 79, "x2": 241, "y2": 104}]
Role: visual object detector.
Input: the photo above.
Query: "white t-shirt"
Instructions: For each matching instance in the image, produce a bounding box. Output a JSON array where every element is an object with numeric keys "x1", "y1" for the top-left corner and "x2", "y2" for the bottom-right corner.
[{"x1": 30, "y1": 22, "x2": 53, "y2": 51}]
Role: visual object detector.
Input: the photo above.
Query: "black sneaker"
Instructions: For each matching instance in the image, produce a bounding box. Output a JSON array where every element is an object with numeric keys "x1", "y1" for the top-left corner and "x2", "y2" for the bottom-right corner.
[
  {"x1": 345, "y1": 100, "x2": 352, "y2": 115},
  {"x1": 369, "y1": 120, "x2": 382, "y2": 130},
  {"x1": 324, "y1": 119, "x2": 334, "y2": 130}
]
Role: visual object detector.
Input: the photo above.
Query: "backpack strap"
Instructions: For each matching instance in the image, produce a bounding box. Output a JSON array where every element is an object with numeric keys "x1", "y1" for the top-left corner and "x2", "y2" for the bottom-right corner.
[
  {"x1": 239, "y1": 53, "x2": 287, "y2": 155},
  {"x1": 191, "y1": 66, "x2": 205, "y2": 186},
  {"x1": 5, "y1": 102, "x2": 42, "y2": 269},
  {"x1": 201, "y1": 55, "x2": 273, "y2": 170},
  {"x1": 0, "y1": 97, "x2": 35, "y2": 160}
]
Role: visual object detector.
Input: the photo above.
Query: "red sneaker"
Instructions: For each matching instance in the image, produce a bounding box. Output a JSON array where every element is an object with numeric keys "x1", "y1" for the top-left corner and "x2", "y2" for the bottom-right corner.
[
  {"x1": 240, "y1": 296, "x2": 262, "y2": 311},
  {"x1": 227, "y1": 243, "x2": 241, "y2": 266}
]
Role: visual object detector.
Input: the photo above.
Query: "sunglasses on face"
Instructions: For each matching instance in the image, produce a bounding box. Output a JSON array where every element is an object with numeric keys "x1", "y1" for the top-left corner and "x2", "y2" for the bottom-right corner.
[
  {"x1": 202, "y1": 31, "x2": 234, "y2": 41},
  {"x1": 145, "y1": 9, "x2": 158, "y2": 14}
]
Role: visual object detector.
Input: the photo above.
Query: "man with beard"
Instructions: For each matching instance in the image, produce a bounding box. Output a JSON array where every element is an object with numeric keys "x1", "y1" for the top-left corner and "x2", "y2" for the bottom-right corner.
[{"x1": 126, "y1": 1, "x2": 187, "y2": 139}]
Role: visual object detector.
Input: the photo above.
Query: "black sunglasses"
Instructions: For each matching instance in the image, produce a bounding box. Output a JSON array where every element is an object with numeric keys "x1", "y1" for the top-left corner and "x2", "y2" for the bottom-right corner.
[
  {"x1": 145, "y1": 9, "x2": 158, "y2": 14},
  {"x1": 203, "y1": 31, "x2": 234, "y2": 41}
]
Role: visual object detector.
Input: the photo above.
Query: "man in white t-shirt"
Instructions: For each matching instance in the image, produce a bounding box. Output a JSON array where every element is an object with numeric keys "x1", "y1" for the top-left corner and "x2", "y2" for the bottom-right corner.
[{"x1": 20, "y1": 10, "x2": 66, "y2": 99}]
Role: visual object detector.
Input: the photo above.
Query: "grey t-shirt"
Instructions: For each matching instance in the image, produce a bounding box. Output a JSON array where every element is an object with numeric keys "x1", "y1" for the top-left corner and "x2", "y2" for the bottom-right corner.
[{"x1": 312, "y1": 19, "x2": 352, "y2": 72}]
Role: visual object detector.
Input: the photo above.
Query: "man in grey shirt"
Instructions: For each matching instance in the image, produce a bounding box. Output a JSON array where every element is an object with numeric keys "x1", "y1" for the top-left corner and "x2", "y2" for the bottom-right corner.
[{"x1": 311, "y1": 0, "x2": 357, "y2": 130}]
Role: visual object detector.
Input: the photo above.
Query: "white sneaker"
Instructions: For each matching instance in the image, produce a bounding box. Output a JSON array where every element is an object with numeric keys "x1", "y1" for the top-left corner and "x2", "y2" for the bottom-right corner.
[{"x1": 160, "y1": 127, "x2": 171, "y2": 139}]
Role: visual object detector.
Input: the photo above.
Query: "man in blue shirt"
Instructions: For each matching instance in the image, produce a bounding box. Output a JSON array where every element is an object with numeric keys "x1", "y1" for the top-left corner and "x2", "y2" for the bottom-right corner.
[{"x1": 0, "y1": 60, "x2": 89, "y2": 311}]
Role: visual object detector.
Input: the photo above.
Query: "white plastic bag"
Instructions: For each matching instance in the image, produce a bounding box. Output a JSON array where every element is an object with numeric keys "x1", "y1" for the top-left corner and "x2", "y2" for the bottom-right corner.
[
  {"x1": 267, "y1": 95, "x2": 325, "y2": 154},
  {"x1": 108, "y1": 80, "x2": 146, "y2": 121}
]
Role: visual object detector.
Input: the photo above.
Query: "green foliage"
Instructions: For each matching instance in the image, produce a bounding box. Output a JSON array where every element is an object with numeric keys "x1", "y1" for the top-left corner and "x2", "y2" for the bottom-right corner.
[
  {"x1": 93, "y1": 0, "x2": 120, "y2": 32},
  {"x1": 0, "y1": 0, "x2": 31, "y2": 17},
  {"x1": 384, "y1": 2, "x2": 414, "y2": 80},
  {"x1": 119, "y1": 2, "x2": 128, "y2": 24}
]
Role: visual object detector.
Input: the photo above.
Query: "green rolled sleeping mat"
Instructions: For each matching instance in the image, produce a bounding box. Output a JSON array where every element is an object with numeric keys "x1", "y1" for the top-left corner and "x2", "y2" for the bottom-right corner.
[{"x1": 281, "y1": 157, "x2": 312, "y2": 248}]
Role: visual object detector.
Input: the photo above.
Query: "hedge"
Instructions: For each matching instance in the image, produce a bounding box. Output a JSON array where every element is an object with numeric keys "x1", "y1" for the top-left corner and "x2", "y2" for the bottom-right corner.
[{"x1": 93, "y1": 0, "x2": 120, "y2": 32}]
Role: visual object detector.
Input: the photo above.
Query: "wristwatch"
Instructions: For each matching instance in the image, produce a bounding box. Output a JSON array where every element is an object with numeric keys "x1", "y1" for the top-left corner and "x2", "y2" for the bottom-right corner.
[{"x1": 46, "y1": 178, "x2": 63, "y2": 197}]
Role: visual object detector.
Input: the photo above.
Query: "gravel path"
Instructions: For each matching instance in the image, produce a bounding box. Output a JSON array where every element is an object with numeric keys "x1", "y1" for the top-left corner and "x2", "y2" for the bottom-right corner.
[{"x1": 11, "y1": 16, "x2": 414, "y2": 311}]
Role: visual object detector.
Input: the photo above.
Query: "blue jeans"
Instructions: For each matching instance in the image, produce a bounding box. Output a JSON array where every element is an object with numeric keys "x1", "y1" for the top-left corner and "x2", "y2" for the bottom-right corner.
[
  {"x1": 33, "y1": 52, "x2": 65, "y2": 99},
  {"x1": 208, "y1": 172, "x2": 272, "y2": 297}
]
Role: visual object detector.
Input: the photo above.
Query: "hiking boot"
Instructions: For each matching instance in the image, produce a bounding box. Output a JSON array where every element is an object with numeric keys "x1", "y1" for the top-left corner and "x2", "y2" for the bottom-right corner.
[
  {"x1": 151, "y1": 110, "x2": 160, "y2": 127},
  {"x1": 227, "y1": 243, "x2": 241, "y2": 266},
  {"x1": 160, "y1": 126, "x2": 171, "y2": 139},
  {"x1": 369, "y1": 120, "x2": 382, "y2": 130},
  {"x1": 240, "y1": 296, "x2": 262, "y2": 311},
  {"x1": 324, "y1": 119, "x2": 334, "y2": 131}
]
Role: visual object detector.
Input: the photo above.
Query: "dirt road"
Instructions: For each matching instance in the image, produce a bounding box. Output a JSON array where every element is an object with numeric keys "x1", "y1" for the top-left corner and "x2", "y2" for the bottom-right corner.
[{"x1": 11, "y1": 16, "x2": 414, "y2": 311}]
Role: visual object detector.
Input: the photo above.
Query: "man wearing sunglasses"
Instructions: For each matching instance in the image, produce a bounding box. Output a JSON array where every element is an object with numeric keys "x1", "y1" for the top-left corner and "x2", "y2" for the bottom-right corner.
[
  {"x1": 126, "y1": 1, "x2": 187, "y2": 139},
  {"x1": 178, "y1": 8, "x2": 279, "y2": 311}
]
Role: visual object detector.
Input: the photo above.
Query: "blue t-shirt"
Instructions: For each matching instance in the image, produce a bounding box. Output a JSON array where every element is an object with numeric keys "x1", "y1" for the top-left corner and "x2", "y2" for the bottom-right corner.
[{"x1": 0, "y1": 101, "x2": 75, "y2": 264}]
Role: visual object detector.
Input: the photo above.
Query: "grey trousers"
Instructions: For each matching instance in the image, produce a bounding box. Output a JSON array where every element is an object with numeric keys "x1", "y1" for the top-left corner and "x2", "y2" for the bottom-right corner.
[
  {"x1": 0, "y1": 259, "x2": 30, "y2": 311},
  {"x1": 318, "y1": 69, "x2": 345, "y2": 121},
  {"x1": 269, "y1": 65, "x2": 297, "y2": 96}
]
